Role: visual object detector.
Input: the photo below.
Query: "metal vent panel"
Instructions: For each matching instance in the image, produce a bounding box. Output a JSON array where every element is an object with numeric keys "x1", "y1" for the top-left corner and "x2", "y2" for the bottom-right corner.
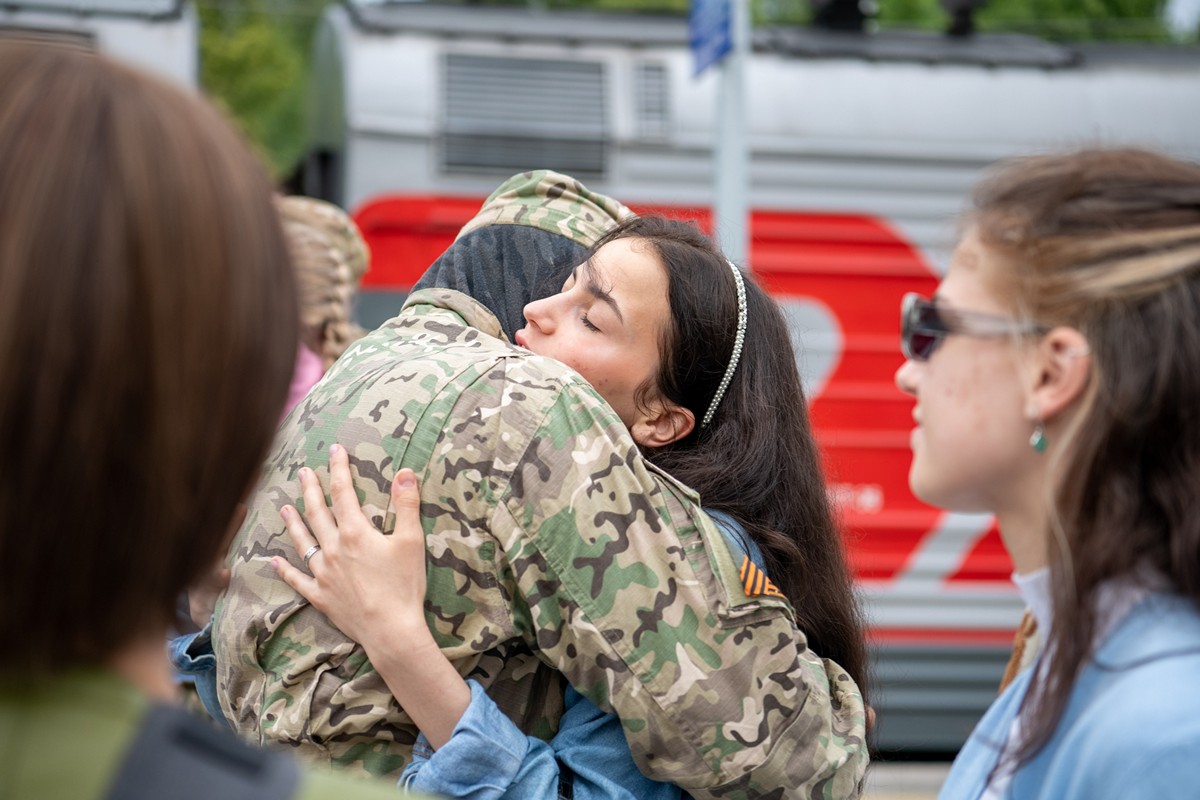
[
  {"x1": 443, "y1": 53, "x2": 607, "y2": 175},
  {"x1": 633, "y1": 62, "x2": 670, "y2": 142}
]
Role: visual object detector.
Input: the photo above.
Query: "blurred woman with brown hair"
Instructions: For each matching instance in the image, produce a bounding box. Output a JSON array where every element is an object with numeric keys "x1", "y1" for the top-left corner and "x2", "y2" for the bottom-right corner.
[
  {"x1": 0, "y1": 42, "x2": 405, "y2": 800},
  {"x1": 895, "y1": 148, "x2": 1200, "y2": 799},
  {"x1": 276, "y1": 195, "x2": 370, "y2": 413}
]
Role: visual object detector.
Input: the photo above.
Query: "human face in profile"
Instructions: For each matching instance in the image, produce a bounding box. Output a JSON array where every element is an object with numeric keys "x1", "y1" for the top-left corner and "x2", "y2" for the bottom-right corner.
[
  {"x1": 894, "y1": 227, "x2": 1038, "y2": 516},
  {"x1": 515, "y1": 237, "x2": 670, "y2": 433}
]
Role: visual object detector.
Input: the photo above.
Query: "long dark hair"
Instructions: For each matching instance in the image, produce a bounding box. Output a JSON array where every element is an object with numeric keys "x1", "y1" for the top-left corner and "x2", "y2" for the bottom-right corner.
[
  {"x1": 971, "y1": 148, "x2": 1200, "y2": 765},
  {"x1": 590, "y1": 216, "x2": 870, "y2": 699}
]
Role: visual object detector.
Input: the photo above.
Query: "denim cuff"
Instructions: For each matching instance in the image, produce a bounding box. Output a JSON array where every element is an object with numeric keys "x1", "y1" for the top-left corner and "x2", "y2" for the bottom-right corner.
[
  {"x1": 398, "y1": 679, "x2": 528, "y2": 798},
  {"x1": 166, "y1": 622, "x2": 228, "y2": 729}
]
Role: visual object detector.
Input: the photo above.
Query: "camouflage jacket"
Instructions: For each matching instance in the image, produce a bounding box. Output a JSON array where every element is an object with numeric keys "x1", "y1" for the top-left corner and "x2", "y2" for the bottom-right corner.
[{"x1": 213, "y1": 174, "x2": 867, "y2": 799}]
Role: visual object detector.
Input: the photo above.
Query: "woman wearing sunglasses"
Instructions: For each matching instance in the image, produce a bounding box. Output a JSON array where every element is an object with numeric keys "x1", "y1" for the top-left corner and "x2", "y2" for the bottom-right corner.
[{"x1": 896, "y1": 148, "x2": 1200, "y2": 799}]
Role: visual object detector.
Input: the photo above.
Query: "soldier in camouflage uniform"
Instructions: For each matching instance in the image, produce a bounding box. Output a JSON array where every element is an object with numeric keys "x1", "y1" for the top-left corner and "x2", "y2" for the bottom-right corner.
[{"x1": 213, "y1": 171, "x2": 868, "y2": 799}]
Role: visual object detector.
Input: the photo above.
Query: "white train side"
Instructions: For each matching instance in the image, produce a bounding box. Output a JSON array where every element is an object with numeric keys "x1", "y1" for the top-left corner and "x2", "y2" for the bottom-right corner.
[{"x1": 0, "y1": 0, "x2": 197, "y2": 86}]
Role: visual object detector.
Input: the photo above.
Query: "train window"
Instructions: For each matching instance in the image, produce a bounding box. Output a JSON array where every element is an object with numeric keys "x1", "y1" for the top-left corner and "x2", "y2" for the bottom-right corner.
[{"x1": 442, "y1": 53, "x2": 608, "y2": 176}]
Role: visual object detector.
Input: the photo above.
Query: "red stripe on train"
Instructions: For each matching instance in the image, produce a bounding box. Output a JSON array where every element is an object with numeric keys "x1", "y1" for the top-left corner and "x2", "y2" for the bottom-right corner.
[{"x1": 868, "y1": 627, "x2": 1019, "y2": 647}]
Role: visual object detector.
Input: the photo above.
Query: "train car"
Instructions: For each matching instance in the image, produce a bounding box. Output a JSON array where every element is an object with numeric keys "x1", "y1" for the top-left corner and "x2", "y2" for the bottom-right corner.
[
  {"x1": 299, "y1": 0, "x2": 1200, "y2": 754},
  {"x1": 0, "y1": 0, "x2": 197, "y2": 85}
]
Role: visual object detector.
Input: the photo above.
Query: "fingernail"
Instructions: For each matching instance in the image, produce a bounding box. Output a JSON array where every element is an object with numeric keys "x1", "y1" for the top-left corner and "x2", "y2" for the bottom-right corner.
[
  {"x1": 396, "y1": 470, "x2": 415, "y2": 488},
  {"x1": 298, "y1": 467, "x2": 310, "y2": 480},
  {"x1": 330, "y1": 443, "x2": 341, "y2": 456},
  {"x1": 280, "y1": 506, "x2": 292, "y2": 520},
  {"x1": 269, "y1": 557, "x2": 281, "y2": 573}
]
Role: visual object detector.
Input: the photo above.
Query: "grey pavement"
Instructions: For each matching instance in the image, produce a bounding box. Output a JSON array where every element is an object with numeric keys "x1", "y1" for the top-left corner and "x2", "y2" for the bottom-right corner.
[{"x1": 863, "y1": 762, "x2": 951, "y2": 800}]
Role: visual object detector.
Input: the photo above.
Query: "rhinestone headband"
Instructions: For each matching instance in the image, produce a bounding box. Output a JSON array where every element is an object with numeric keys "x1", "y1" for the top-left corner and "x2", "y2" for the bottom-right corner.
[{"x1": 701, "y1": 260, "x2": 748, "y2": 428}]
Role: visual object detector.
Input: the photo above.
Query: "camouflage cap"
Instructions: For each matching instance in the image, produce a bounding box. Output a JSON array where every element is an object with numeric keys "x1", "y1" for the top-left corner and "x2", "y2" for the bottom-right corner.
[
  {"x1": 415, "y1": 170, "x2": 632, "y2": 341},
  {"x1": 455, "y1": 170, "x2": 635, "y2": 247}
]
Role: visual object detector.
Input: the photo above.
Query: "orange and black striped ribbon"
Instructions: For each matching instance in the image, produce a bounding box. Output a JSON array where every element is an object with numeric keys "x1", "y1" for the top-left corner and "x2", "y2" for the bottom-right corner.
[{"x1": 739, "y1": 555, "x2": 785, "y2": 599}]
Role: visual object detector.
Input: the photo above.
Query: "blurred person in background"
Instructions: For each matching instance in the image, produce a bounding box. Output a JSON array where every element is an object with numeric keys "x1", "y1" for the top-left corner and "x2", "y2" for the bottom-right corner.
[
  {"x1": 0, "y1": 42, "x2": 413, "y2": 800},
  {"x1": 277, "y1": 194, "x2": 370, "y2": 413},
  {"x1": 894, "y1": 148, "x2": 1200, "y2": 799}
]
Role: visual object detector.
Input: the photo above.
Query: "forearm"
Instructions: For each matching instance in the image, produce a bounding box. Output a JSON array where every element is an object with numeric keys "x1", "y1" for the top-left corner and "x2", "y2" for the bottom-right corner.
[
  {"x1": 361, "y1": 623, "x2": 470, "y2": 751},
  {"x1": 400, "y1": 681, "x2": 567, "y2": 800}
]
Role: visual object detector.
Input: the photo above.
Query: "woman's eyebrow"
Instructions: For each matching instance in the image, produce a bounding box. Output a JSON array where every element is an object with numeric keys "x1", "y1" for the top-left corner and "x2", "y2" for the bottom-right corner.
[{"x1": 582, "y1": 259, "x2": 624, "y2": 323}]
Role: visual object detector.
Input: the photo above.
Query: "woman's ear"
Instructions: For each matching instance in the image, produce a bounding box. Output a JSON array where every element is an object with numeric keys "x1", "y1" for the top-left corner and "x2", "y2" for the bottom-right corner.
[
  {"x1": 1027, "y1": 326, "x2": 1092, "y2": 422},
  {"x1": 630, "y1": 400, "x2": 695, "y2": 449}
]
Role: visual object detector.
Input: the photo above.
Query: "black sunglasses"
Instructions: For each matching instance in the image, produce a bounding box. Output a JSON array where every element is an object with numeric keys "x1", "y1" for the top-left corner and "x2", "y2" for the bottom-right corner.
[{"x1": 901, "y1": 293, "x2": 1047, "y2": 361}]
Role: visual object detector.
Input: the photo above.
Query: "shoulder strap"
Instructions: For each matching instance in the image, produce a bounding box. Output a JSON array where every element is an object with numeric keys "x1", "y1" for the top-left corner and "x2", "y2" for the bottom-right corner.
[{"x1": 105, "y1": 703, "x2": 300, "y2": 800}]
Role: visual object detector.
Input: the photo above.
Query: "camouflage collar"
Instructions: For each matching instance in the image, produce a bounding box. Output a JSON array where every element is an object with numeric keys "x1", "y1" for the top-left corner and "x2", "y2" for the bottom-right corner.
[{"x1": 401, "y1": 287, "x2": 509, "y2": 343}]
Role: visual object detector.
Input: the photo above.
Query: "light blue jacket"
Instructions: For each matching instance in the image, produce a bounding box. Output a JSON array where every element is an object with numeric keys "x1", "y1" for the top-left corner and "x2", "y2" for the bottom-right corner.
[{"x1": 939, "y1": 592, "x2": 1200, "y2": 800}]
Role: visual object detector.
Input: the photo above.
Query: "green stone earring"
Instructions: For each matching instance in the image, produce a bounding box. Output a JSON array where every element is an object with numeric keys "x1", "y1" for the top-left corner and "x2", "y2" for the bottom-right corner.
[{"x1": 1029, "y1": 422, "x2": 1047, "y2": 453}]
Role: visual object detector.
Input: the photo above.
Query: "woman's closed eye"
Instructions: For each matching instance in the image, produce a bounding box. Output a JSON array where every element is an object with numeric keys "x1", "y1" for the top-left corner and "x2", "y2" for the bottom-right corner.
[{"x1": 580, "y1": 313, "x2": 601, "y2": 332}]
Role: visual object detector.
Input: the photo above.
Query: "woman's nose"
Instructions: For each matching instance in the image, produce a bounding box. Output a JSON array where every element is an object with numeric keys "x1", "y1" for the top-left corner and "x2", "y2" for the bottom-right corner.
[{"x1": 523, "y1": 295, "x2": 556, "y2": 334}]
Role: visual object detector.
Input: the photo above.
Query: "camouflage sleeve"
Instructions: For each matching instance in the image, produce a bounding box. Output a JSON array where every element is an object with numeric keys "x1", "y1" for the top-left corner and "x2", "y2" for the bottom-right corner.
[{"x1": 489, "y1": 368, "x2": 868, "y2": 799}]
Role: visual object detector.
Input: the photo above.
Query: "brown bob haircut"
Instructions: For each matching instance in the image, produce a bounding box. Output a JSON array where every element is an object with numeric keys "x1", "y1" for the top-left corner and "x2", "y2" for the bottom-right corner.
[{"x1": 0, "y1": 44, "x2": 298, "y2": 674}]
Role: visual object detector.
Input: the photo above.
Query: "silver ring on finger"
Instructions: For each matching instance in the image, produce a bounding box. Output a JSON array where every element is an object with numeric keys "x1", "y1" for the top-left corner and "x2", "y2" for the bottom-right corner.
[{"x1": 301, "y1": 544, "x2": 322, "y2": 570}]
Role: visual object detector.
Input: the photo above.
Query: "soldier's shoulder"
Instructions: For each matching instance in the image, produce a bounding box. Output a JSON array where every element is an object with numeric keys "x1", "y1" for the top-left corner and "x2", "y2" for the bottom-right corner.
[
  {"x1": 643, "y1": 460, "x2": 702, "y2": 506},
  {"x1": 500, "y1": 353, "x2": 639, "y2": 441}
]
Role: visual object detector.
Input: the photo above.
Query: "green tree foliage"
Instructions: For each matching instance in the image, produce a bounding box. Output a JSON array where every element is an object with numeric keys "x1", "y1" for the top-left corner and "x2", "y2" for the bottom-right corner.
[
  {"x1": 875, "y1": 0, "x2": 1172, "y2": 40},
  {"x1": 977, "y1": 0, "x2": 1170, "y2": 40},
  {"x1": 461, "y1": 0, "x2": 1177, "y2": 37},
  {"x1": 560, "y1": 0, "x2": 1175, "y2": 37},
  {"x1": 199, "y1": 0, "x2": 333, "y2": 179}
]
